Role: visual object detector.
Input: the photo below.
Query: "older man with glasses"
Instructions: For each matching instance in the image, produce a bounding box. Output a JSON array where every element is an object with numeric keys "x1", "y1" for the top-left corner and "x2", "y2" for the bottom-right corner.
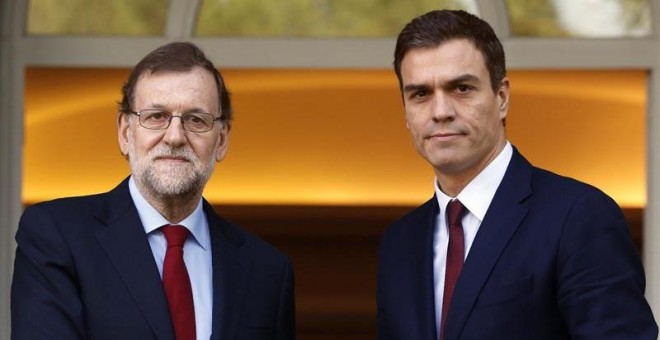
[{"x1": 11, "y1": 41, "x2": 295, "y2": 340}]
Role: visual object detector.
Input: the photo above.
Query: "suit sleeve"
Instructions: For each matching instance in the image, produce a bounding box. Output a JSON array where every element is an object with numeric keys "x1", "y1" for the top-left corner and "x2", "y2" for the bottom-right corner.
[
  {"x1": 557, "y1": 189, "x2": 658, "y2": 339},
  {"x1": 376, "y1": 232, "x2": 393, "y2": 340},
  {"x1": 11, "y1": 204, "x2": 88, "y2": 340},
  {"x1": 275, "y1": 258, "x2": 295, "y2": 340}
]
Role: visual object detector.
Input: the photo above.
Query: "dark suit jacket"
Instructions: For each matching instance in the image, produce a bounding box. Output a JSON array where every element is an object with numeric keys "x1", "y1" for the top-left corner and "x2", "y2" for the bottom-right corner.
[
  {"x1": 377, "y1": 148, "x2": 657, "y2": 339},
  {"x1": 11, "y1": 178, "x2": 295, "y2": 340}
]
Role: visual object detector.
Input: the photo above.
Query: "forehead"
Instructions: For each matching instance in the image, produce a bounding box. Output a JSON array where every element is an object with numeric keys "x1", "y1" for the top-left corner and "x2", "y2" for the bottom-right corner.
[
  {"x1": 134, "y1": 66, "x2": 219, "y2": 108},
  {"x1": 400, "y1": 39, "x2": 488, "y2": 84}
]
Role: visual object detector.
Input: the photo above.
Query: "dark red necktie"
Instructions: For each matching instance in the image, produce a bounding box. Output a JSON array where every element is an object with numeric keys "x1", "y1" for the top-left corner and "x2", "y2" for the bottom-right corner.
[
  {"x1": 162, "y1": 224, "x2": 196, "y2": 340},
  {"x1": 440, "y1": 200, "x2": 466, "y2": 339}
]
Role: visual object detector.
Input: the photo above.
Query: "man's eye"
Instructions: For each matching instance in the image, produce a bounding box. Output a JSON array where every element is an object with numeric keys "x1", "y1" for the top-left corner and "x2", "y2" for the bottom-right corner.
[
  {"x1": 411, "y1": 90, "x2": 428, "y2": 99},
  {"x1": 145, "y1": 112, "x2": 168, "y2": 120},
  {"x1": 187, "y1": 115, "x2": 203, "y2": 123},
  {"x1": 456, "y1": 85, "x2": 471, "y2": 93}
]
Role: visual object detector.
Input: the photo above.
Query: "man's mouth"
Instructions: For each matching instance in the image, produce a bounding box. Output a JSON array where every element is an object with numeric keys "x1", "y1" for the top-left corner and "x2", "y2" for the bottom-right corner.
[
  {"x1": 428, "y1": 132, "x2": 463, "y2": 140},
  {"x1": 154, "y1": 156, "x2": 190, "y2": 163}
]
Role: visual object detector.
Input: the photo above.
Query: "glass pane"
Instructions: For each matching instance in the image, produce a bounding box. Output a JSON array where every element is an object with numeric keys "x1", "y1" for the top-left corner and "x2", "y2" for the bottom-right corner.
[
  {"x1": 27, "y1": 0, "x2": 167, "y2": 36},
  {"x1": 195, "y1": 0, "x2": 478, "y2": 37},
  {"x1": 506, "y1": 0, "x2": 651, "y2": 38}
]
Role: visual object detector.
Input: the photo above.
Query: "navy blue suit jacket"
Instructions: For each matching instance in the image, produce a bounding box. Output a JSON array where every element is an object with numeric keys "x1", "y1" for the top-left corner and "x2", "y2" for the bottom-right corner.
[
  {"x1": 377, "y1": 148, "x2": 657, "y2": 339},
  {"x1": 12, "y1": 178, "x2": 295, "y2": 340}
]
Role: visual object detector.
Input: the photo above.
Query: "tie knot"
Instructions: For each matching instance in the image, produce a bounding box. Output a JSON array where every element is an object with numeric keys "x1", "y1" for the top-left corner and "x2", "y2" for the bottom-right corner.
[
  {"x1": 162, "y1": 224, "x2": 190, "y2": 248},
  {"x1": 447, "y1": 199, "x2": 466, "y2": 226}
]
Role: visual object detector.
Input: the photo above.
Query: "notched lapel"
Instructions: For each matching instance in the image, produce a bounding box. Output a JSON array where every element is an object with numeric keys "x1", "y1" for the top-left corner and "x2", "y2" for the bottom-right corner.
[
  {"x1": 445, "y1": 150, "x2": 533, "y2": 339},
  {"x1": 207, "y1": 205, "x2": 250, "y2": 340},
  {"x1": 94, "y1": 180, "x2": 174, "y2": 340},
  {"x1": 402, "y1": 199, "x2": 440, "y2": 339}
]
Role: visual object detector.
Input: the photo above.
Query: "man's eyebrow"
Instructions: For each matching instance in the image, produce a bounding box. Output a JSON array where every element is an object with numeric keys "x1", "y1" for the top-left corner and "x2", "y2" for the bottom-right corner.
[
  {"x1": 143, "y1": 104, "x2": 210, "y2": 113},
  {"x1": 182, "y1": 107, "x2": 211, "y2": 114},
  {"x1": 146, "y1": 103, "x2": 167, "y2": 110},
  {"x1": 445, "y1": 74, "x2": 480, "y2": 88},
  {"x1": 402, "y1": 83, "x2": 430, "y2": 93},
  {"x1": 403, "y1": 74, "x2": 481, "y2": 93}
]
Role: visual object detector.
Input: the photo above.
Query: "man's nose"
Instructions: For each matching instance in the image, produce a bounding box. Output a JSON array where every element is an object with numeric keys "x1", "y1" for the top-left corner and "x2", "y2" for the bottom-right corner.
[
  {"x1": 162, "y1": 116, "x2": 187, "y2": 145},
  {"x1": 431, "y1": 94, "x2": 455, "y2": 121}
]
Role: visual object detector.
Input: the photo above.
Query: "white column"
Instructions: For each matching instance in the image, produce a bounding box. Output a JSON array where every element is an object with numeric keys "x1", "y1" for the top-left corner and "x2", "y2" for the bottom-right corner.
[
  {"x1": 646, "y1": 68, "x2": 660, "y2": 321},
  {"x1": 645, "y1": 0, "x2": 660, "y2": 323},
  {"x1": 0, "y1": 1, "x2": 24, "y2": 338}
]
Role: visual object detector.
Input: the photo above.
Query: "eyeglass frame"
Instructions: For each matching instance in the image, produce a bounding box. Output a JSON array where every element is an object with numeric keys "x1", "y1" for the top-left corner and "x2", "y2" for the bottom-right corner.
[{"x1": 128, "y1": 109, "x2": 224, "y2": 133}]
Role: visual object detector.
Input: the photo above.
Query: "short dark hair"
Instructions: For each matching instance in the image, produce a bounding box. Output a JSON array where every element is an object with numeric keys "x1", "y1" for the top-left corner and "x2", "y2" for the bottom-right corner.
[
  {"x1": 393, "y1": 10, "x2": 506, "y2": 92},
  {"x1": 118, "y1": 41, "x2": 233, "y2": 126}
]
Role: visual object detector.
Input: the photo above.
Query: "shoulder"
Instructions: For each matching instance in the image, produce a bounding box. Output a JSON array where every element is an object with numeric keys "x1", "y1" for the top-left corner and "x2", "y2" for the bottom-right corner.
[
  {"x1": 529, "y1": 166, "x2": 619, "y2": 210},
  {"x1": 21, "y1": 179, "x2": 130, "y2": 224},
  {"x1": 23, "y1": 193, "x2": 105, "y2": 216},
  {"x1": 15, "y1": 193, "x2": 115, "y2": 268},
  {"x1": 509, "y1": 148, "x2": 617, "y2": 209},
  {"x1": 19, "y1": 192, "x2": 111, "y2": 237},
  {"x1": 379, "y1": 198, "x2": 436, "y2": 252},
  {"x1": 387, "y1": 198, "x2": 436, "y2": 232},
  {"x1": 515, "y1": 162, "x2": 628, "y2": 245}
]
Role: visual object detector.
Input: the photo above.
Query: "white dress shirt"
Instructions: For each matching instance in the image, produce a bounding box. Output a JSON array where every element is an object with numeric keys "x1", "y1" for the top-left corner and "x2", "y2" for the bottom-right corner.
[
  {"x1": 129, "y1": 177, "x2": 213, "y2": 340},
  {"x1": 433, "y1": 142, "x2": 513, "y2": 335}
]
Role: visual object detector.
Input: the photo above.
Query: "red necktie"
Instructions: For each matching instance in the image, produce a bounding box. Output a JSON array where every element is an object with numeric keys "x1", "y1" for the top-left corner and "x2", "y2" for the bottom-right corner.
[
  {"x1": 440, "y1": 200, "x2": 466, "y2": 339},
  {"x1": 162, "y1": 225, "x2": 196, "y2": 340}
]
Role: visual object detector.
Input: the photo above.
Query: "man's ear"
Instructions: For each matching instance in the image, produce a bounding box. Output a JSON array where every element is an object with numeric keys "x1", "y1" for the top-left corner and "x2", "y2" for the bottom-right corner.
[
  {"x1": 215, "y1": 124, "x2": 230, "y2": 162},
  {"x1": 497, "y1": 78, "x2": 510, "y2": 120},
  {"x1": 117, "y1": 113, "x2": 130, "y2": 158}
]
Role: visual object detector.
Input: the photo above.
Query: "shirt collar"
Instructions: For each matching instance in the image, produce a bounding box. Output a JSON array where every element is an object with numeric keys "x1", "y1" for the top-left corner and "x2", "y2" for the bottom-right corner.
[
  {"x1": 435, "y1": 142, "x2": 513, "y2": 221},
  {"x1": 128, "y1": 176, "x2": 210, "y2": 250}
]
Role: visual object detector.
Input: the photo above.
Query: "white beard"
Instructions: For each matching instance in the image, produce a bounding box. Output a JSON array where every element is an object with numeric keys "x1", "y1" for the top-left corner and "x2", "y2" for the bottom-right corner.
[{"x1": 127, "y1": 139, "x2": 216, "y2": 198}]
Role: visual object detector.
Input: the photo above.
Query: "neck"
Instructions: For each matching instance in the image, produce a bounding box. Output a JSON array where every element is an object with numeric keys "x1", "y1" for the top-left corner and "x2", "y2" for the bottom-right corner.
[
  {"x1": 436, "y1": 140, "x2": 506, "y2": 197},
  {"x1": 136, "y1": 182, "x2": 202, "y2": 224},
  {"x1": 436, "y1": 174, "x2": 472, "y2": 198}
]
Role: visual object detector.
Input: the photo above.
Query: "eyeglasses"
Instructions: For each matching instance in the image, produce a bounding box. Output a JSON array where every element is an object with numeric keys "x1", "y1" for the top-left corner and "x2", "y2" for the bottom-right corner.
[{"x1": 129, "y1": 109, "x2": 222, "y2": 133}]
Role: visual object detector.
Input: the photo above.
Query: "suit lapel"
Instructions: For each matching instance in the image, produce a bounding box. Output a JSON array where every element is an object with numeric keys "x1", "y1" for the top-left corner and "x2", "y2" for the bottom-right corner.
[
  {"x1": 445, "y1": 149, "x2": 533, "y2": 339},
  {"x1": 206, "y1": 203, "x2": 250, "y2": 340},
  {"x1": 404, "y1": 198, "x2": 440, "y2": 339},
  {"x1": 93, "y1": 178, "x2": 174, "y2": 340}
]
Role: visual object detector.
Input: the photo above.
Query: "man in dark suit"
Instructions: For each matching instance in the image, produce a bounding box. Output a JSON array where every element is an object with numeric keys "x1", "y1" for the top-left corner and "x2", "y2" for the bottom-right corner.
[
  {"x1": 12, "y1": 42, "x2": 295, "y2": 340},
  {"x1": 377, "y1": 10, "x2": 657, "y2": 339}
]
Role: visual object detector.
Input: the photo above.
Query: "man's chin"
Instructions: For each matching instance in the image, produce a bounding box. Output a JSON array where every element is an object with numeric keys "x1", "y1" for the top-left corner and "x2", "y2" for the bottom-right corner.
[
  {"x1": 152, "y1": 162, "x2": 193, "y2": 173},
  {"x1": 143, "y1": 173, "x2": 201, "y2": 196},
  {"x1": 430, "y1": 158, "x2": 466, "y2": 175},
  {"x1": 151, "y1": 182, "x2": 198, "y2": 197}
]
